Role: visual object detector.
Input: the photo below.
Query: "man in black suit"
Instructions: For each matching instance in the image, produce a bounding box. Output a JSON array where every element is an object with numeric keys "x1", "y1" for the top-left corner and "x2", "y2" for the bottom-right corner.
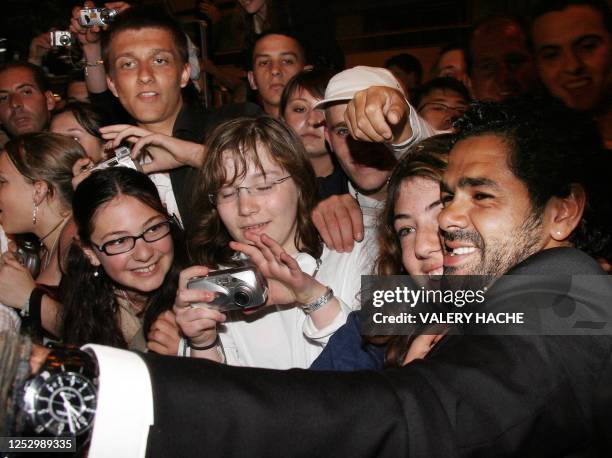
[{"x1": 4, "y1": 96, "x2": 612, "y2": 457}]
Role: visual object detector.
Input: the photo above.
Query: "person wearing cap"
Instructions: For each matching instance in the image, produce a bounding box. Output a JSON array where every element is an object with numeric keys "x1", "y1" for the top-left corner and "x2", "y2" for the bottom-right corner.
[{"x1": 312, "y1": 66, "x2": 434, "y2": 253}]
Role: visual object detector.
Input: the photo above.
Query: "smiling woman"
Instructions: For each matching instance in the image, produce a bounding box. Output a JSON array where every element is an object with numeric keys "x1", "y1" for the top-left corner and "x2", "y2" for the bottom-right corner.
[
  {"x1": 176, "y1": 116, "x2": 372, "y2": 369},
  {"x1": 59, "y1": 168, "x2": 188, "y2": 352}
]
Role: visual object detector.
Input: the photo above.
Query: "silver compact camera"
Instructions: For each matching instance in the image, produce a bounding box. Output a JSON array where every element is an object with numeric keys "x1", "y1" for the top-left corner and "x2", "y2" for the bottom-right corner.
[
  {"x1": 187, "y1": 266, "x2": 269, "y2": 312},
  {"x1": 94, "y1": 146, "x2": 142, "y2": 172},
  {"x1": 79, "y1": 8, "x2": 118, "y2": 27},
  {"x1": 50, "y1": 31, "x2": 74, "y2": 48}
]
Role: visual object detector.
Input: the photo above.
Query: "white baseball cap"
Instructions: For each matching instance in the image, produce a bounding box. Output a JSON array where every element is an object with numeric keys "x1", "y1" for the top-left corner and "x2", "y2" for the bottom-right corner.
[{"x1": 313, "y1": 66, "x2": 405, "y2": 110}]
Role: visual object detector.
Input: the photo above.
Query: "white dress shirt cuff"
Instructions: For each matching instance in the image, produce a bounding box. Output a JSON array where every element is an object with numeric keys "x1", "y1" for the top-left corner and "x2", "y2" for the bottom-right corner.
[{"x1": 84, "y1": 344, "x2": 154, "y2": 458}]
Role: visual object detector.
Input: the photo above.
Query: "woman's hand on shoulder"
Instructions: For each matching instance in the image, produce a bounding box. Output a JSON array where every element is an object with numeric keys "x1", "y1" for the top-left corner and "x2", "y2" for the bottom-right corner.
[{"x1": 173, "y1": 265, "x2": 226, "y2": 348}]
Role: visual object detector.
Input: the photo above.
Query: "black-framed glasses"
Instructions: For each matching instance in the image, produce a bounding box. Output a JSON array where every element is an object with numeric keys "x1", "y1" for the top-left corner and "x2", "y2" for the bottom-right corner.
[
  {"x1": 209, "y1": 176, "x2": 292, "y2": 206},
  {"x1": 94, "y1": 219, "x2": 172, "y2": 256},
  {"x1": 418, "y1": 102, "x2": 469, "y2": 115}
]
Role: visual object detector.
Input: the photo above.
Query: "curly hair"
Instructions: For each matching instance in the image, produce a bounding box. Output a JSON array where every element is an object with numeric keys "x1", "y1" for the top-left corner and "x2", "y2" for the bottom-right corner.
[
  {"x1": 187, "y1": 116, "x2": 322, "y2": 267},
  {"x1": 59, "y1": 168, "x2": 187, "y2": 348},
  {"x1": 454, "y1": 95, "x2": 611, "y2": 259}
]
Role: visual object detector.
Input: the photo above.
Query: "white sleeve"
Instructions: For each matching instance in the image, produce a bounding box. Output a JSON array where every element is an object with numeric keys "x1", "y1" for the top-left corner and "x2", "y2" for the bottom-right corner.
[
  {"x1": 83, "y1": 344, "x2": 154, "y2": 458},
  {"x1": 302, "y1": 297, "x2": 352, "y2": 343},
  {"x1": 389, "y1": 101, "x2": 436, "y2": 158}
]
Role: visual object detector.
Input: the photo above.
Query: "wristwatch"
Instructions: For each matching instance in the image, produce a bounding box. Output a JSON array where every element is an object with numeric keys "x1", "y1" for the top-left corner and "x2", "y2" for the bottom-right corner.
[{"x1": 17, "y1": 345, "x2": 98, "y2": 441}]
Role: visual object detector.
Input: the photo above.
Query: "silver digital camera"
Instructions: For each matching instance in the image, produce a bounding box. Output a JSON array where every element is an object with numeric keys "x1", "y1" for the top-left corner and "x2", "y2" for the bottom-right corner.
[
  {"x1": 79, "y1": 7, "x2": 118, "y2": 27},
  {"x1": 50, "y1": 31, "x2": 74, "y2": 48},
  {"x1": 187, "y1": 266, "x2": 269, "y2": 312},
  {"x1": 93, "y1": 146, "x2": 142, "y2": 172}
]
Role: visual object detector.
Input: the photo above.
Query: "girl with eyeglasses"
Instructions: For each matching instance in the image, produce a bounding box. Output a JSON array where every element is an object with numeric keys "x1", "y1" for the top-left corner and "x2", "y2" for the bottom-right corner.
[
  {"x1": 59, "y1": 167, "x2": 187, "y2": 352},
  {"x1": 174, "y1": 116, "x2": 372, "y2": 369}
]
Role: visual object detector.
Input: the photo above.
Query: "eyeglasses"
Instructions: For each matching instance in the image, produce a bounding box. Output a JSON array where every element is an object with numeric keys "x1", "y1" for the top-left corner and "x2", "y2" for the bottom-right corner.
[
  {"x1": 209, "y1": 176, "x2": 292, "y2": 205},
  {"x1": 418, "y1": 102, "x2": 469, "y2": 115},
  {"x1": 94, "y1": 220, "x2": 172, "y2": 256}
]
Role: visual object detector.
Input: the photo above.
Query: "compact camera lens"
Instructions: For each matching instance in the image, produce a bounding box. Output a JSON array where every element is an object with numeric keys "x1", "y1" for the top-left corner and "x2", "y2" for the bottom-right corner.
[
  {"x1": 60, "y1": 34, "x2": 71, "y2": 45},
  {"x1": 234, "y1": 290, "x2": 251, "y2": 307}
]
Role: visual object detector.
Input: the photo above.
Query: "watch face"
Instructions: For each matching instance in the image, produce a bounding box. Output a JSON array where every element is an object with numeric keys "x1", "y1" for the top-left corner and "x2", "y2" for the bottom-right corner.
[{"x1": 25, "y1": 371, "x2": 97, "y2": 436}]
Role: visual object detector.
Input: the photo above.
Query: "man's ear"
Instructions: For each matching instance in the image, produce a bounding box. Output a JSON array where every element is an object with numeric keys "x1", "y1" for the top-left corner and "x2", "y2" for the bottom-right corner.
[
  {"x1": 247, "y1": 70, "x2": 258, "y2": 91},
  {"x1": 32, "y1": 180, "x2": 49, "y2": 206},
  {"x1": 180, "y1": 62, "x2": 191, "y2": 88},
  {"x1": 545, "y1": 183, "x2": 586, "y2": 242},
  {"x1": 44, "y1": 90, "x2": 56, "y2": 112},
  {"x1": 106, "y1": 74, "x2": 119, "y2": 98}
]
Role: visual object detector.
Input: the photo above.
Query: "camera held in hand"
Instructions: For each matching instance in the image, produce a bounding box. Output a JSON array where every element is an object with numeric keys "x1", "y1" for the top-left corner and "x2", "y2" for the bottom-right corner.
[
  {"x1": 187, "y1": 266, "x2": 269, "y2": 312},
  {"x1": 49, "y1": 31, "x2": 74, "y2": 48},
  {"x1": 93, "y1": 146, "x2": 142, "y2": 172},
  {"x1": 79, "y1": 8, "x2": 118, "y2": 27},
  {"x1": 13, "y1": 236, "x2": 41, "y2": 278}
]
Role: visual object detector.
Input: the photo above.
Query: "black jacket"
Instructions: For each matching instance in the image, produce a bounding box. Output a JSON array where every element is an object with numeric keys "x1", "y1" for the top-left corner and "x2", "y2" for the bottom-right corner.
[{"x1": 140, "y1": 248, "x2": 612, "y2": 457}]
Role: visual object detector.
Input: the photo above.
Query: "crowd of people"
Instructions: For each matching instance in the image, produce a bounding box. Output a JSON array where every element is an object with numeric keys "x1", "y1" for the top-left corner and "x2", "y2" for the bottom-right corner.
[{"x1": 0, "y1": 0, "x2": 611, "y2": 456}]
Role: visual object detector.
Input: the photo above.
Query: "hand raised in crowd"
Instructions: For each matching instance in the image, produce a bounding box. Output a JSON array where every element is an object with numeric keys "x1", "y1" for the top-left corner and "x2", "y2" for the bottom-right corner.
[
  {"x1": 100, "y1": 124, "x2": 206, "y2": 173},
  {"x1": 0, "y1": 251, "x2": 36, "y2": 310},
  {"x1": 344, "y1": 86, "x2": 411, "y2": 143},
  {"x1": 147, "y1": 310, "x2": 181, "y2": 355},
  {"x1": 230, "y1": 233, "x2": 326, "y2": 306},
  {"x1": 173, "y1": 265, "x2": 227, "y2": 354},
  {"x1": 28, "y1": 31, "x2": 52, "y2": 66},
  {"x1": 230, "y1": 233, "x2": 341, "y2": 329},
  {"x1": 312, "y1": 194, "x2": 363, "y2": 253},
  {"x1": 69, "y1": 1, "x2": 131, "y2": 47}
]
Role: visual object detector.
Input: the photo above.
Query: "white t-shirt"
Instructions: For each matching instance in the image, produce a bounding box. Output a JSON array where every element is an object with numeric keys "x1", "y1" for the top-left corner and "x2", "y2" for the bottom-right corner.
[{"x1": 217, "y1": 248, "x2": 370, "y2": 369}]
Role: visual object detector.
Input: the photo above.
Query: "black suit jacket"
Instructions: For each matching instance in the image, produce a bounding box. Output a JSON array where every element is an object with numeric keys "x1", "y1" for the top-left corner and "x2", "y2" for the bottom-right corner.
[{"x1": 141, "y1": 248, "x2": 612, "y2": 457}]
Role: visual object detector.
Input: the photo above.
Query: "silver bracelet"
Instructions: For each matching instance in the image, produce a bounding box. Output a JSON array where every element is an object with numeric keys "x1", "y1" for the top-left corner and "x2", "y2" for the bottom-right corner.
[{"x1": 301, "y1": 287, "x2": 334, "y2": 314}]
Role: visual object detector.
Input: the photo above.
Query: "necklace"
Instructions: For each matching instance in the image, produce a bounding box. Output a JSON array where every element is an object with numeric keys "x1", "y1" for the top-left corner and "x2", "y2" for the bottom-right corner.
[
  {"x1": 39, "y1": 216, "x2": 71, "y2": 272},
  {"x1": 39, "y1": 216, "x2": 69, "y2": 246}
]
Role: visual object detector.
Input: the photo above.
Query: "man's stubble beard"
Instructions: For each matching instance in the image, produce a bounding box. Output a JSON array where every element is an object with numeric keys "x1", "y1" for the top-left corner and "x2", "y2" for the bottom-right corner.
[{"x1": 444, "y1": 210, "x2": 544, "y2": 282}]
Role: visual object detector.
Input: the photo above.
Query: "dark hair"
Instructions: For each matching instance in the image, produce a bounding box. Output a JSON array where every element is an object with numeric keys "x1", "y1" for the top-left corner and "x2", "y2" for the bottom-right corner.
[
  {"x1": 455, "y1": 95, "x2": 611, "y2": 258},
  {"x1": 376, "y1": 135, "x2": 453, "y2": 277},
  {"x1": 412, "y1": 77, "x2": 471, "y2": 109},
  {"x1": 247, "y1": 30, "x2": 306, "y2": 70},
  {"x1": 367, "y1": 135, "x2": 453, "y2": 368},
  {"x1": 529, "y1": 0, "x2": 612, "y2": 43},
  {"x1": 467, "y1": 14, "x2": 529, "y2": 76},
  {"x1": 52, "y1": 102, "x2": 108, "y2": 143},
  {"x1": 59, "y1": 168, "x2": 187, "y2": 348},
  {"x1": 3, "y1": 133, "x2": 86, "y2": 210},
  {"x1": 101, "y1": 5, "x2": 188, "y2": 74},
  {"x1": 384, "y1": 53, "x2": 423, "y2": 85},
  {"x1": 279, "y1": 67, "x2": 335, "y2": 117},
  {"x1": 433, "y1": 42, "x2": 468, "y2": 76},
  {"x1": 188, "y1": 116, "x2": 321, "y2": 267},
  {"x1": 0, "y1": 61, "x2": 50, "y2": 92}
]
